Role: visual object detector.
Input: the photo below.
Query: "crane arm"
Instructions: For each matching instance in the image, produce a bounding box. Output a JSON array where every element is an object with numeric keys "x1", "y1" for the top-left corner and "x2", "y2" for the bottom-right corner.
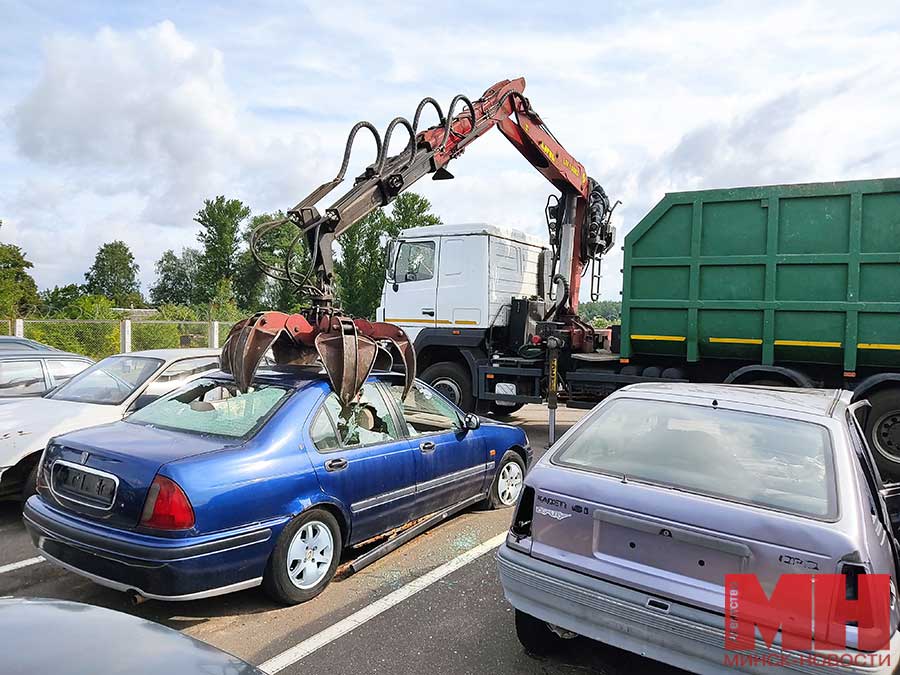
[{"x1": 223, "y1": 77, "x2": 615, "y2": 403}]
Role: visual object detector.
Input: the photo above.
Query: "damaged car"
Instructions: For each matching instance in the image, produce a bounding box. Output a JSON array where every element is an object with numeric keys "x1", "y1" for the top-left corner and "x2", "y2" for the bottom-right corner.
[
  {"x1": 498, "y1": 383, "x2": 900, "y2": 674},
  {"x1": 25, "y1": 367, "x2": 530, "y2": 604}
]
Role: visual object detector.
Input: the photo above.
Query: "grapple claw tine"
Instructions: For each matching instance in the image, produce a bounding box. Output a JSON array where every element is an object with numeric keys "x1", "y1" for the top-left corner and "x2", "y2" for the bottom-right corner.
[
  {"x1": 221, "y1": 312, "x2": 291, "y2": 393},
  {"x1": 315, "y1": 318, "x2": 378, "y2": 407}
]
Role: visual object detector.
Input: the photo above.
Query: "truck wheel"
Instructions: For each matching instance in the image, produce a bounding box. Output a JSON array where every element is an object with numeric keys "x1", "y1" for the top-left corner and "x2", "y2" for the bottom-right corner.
[
  {"x1": 490, "y1": 402, "x2": 525, "y2": 418},
  {"x1": 865, "y1": 389, "x2": 900, "y2": 483},
  {"x1": 514, "y1": 609, "x2": 567, "y2": 656},
  {"x1": 420, "y1": 362, "x2": 474, "y2": 411},
  {"x1": 263, "y1": 509, "x2": 342, "y2": 605}
]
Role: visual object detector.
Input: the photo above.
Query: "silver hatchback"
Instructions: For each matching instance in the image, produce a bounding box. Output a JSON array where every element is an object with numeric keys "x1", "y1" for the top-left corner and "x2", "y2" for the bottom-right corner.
[{"x1": 498, "y1": 383, "x2": 900, "y2": 674}]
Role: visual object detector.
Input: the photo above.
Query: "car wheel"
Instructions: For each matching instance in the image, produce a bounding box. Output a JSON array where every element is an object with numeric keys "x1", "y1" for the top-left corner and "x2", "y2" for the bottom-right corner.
[
  {"x1": 21, "y1": 461, "x2": 39, "y2": 502},
  {"x1": 263, "y1": 509, "x2": 342, "y2": 605},
  {"x1": 420, "y1": 362, "x2": 474, "y2": 411},
  {"x1": 866, "y1": 389, "x2": 900, "y2": 483},
  {"x1": 486, "y1": 450, "x2": 526, "y2": 509},
  {"x1": 514, "y1": 609, "x2": 567, "y2": 657}
]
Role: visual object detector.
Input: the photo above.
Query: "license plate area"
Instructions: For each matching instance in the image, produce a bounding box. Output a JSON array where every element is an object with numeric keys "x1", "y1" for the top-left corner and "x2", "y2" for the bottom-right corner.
[{"x1": 51, "y1": 460, "x2": 118, "y2": 510}]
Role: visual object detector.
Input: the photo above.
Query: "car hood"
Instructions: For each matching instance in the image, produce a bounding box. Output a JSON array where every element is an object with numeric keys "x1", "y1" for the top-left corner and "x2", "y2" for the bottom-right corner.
[
  {"x1": 0, "y1": 598, "x2": 262, "y2": 674},
  {"x1": 0, "y1": 398, "x2": 121, "y2": 467}
]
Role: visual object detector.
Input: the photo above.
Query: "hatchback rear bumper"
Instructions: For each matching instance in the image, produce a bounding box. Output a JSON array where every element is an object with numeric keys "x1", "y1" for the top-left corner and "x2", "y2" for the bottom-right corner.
[
  {"x1": 497, "y1": 541, "x2": 899, "y2": 675},
  {"x1": 24, "y1": 496, "x2": 282, "y2": 600}
]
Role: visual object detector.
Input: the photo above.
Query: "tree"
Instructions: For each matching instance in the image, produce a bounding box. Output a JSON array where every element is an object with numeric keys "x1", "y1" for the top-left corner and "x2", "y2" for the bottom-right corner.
[
  {"x1": 335, "y1": 192, "x2": 441, "y2": 319},
  {"x1": 83, "y1": 240, "x2": 142, "y2": 307},
  {"x1": 40, "y1": 284, "x2": 83, "y2": 315},
  {"x1": 149, "y1": 248, "x2": 200, "y2": 306},
  {"x1": 0, "y1": 238, "x2": 40, "y2": 317},
  {"x1": 194, "y1": 196, "x2": 250, "y2": 303},
  {"x1": 578, "y1": 300, "x2": 621, "y2": 327}
]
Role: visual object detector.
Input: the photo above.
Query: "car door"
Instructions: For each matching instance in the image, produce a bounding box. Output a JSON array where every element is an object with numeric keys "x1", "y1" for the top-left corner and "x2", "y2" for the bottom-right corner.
[
  {"x1": 306, "y1": 383, "x2": 418, "y2": 543},
  {"x1": 0, "y1": 359, "x2": 49, "y2": 397},
  {"x1": 45, "y1": 359, "x2": 92, "y2": 388},
  {"x1": 384, "y1": 380, "x2": 487, "y2": 517},
  {"x1": 383, "y1": 239, "x2": 438, "y2": 341}
]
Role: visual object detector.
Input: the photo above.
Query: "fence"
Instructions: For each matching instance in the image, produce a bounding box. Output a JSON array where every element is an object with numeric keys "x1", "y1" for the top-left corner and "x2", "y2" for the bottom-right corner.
[{"x1": 16, "y1": 319, "x2": 222, "y2": 360}]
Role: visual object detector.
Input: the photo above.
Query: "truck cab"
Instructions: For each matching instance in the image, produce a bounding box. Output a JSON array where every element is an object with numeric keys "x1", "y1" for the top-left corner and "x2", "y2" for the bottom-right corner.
[{"x1": 378, "y1": 223, "x2": 549, "y2": 410}]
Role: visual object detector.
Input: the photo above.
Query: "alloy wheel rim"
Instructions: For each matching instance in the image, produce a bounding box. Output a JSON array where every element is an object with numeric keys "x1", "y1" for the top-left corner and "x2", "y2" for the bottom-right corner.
[
  {"x1": 498, "y1": 461, "x2": 523, "y2": 505},
  {"x1": 431, "y1": 377, "x2": 462, "y2": 405},
  {"x1": 286, "y1": 520, "x2": 334, "y2": 590}
]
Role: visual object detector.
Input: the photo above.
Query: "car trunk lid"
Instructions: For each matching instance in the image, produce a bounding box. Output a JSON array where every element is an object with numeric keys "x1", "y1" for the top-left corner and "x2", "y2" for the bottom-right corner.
[
  {"x1": 43, "y1": 421, "x2": 233, "y2": 530},
  {"x1": 526, "y1": 464, "x2": 853, "y2": 614}
]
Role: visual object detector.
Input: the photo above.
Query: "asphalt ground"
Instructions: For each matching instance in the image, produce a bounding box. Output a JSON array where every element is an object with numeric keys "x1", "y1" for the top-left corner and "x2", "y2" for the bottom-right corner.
[{"x1": 0, "y1": 404, "x2": 683, "y2": 674}]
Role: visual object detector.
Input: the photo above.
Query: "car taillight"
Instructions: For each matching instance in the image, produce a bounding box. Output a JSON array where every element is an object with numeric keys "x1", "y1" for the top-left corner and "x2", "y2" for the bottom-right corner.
[
  {"x1": 510, "y1": 485, "x2": 535, "y2": 539},
  {"x1": 140, "y1": 475, "x2": 194, "y2": 530}
]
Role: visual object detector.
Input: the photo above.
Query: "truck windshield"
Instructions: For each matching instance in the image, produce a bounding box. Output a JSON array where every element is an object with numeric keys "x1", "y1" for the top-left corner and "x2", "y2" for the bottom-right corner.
[
  {"x1": 127, "y1": 378, "x2": 290, "y2": 438},
  {"x1": 553, "y1": 398, "x2": 837, "y2": 519}
]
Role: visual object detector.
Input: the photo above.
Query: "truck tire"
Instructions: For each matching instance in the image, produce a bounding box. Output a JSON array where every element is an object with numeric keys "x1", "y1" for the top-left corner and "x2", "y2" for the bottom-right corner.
[
  {"x1": 420, "y1": 362, "x2": 474, "y2": 411},
  {"x1": 865, "y1": 389, "x2": 900, "y2": 483},
  {"x1": 490, "y1": 401, "x2": 525, "y2": 418}
]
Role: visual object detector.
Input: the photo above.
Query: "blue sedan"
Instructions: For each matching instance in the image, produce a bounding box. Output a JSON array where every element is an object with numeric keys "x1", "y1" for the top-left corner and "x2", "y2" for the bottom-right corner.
[{"x1": 24, "y1": 368, "x2": 530, "y2": 604}]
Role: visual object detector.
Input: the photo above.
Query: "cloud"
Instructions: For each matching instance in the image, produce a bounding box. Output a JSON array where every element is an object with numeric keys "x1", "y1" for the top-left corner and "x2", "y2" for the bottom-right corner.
[{"x1": 2, "y1": 3, "x2": 900, "y2": 302}]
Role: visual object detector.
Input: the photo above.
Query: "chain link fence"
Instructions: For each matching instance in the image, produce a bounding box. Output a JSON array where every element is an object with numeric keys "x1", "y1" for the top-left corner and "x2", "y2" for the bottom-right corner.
[
  {"x1": 132, "y1": 321, "x2": 211, "y2": 351},
  {"x1": 24, "y1": 320, "x2": 122, "y2": 360},
  {"x1": 0, "y1": 320, "x2": 10, "y2": 336},
  {"x1": 19, "y1": 320, "x2": 218, "y2": 359}
]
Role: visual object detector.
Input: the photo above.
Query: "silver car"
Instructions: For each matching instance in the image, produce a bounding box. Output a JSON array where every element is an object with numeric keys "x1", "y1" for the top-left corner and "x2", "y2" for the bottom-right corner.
[{"x1": 498, "y1": 383, "x2": 900, "y2": 674}]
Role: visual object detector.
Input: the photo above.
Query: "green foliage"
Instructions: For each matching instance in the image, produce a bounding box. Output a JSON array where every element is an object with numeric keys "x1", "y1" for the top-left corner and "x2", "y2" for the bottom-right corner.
[
  {"x1": 83, "y1": 241, "x2": 142, "y2": 307},
  {"x1": 26, "y1": 295, "x2": 124, "y2": 359},
  {"x1": 40, "y1": 284, "x2": 83, "y2": 315},
  {"x1": 335, "y1": 193, "x2": 441, "y2": 319},
  {"x1": 150, "y1": 248, "x2": 200, "y2": 306},
  {"x1": 233, "y1": 211, "x2": 308, "y2": 313},
  {"x1": 0, "y1": 239, "x2": 40, "y2": 317},
  {"x1": 194, "y1": 196, "x2": 250, "y2": 303},
  {"x1": 206, "y1": 278, "x2": 244, "y2": 322},
  {"x1": 578, "y1": 300, "x2": 621, "y2": 328}
]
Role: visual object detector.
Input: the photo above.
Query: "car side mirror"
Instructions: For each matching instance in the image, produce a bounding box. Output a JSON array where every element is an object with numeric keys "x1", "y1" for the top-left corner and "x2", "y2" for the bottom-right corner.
[{"x1": 463, "y1": 413, "x2": 480, "y2": 431}]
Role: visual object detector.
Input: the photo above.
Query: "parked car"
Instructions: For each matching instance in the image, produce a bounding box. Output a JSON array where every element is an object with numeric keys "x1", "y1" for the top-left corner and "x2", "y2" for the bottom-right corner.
[
  {"x1": 0, "y1": 597, "x2": 262, "y2": 674},
  {"x1": 0, "y1": 335, "x2": 60, "y2": 351},
  {"x1": 0, "y1": 350, "x2": 92, "y2": 398},
  {"x1": 24, "y1": 368, "x2": 530, "y2": 604},
  {"x1": 0, "y1": 348, "x2": 219, "y2": 501},
  {"x1": 498, "y1": 383, "x2": 900, "y2": 673}
]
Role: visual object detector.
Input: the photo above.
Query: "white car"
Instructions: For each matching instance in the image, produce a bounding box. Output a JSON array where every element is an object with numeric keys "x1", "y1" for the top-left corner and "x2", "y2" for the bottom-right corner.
[{"x1": 0, "y1": 349, "x2": 219, "y2": 501}]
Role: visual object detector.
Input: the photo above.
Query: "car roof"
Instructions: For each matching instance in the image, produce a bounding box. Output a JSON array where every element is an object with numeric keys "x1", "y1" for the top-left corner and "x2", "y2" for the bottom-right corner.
[
  {"x1": 620, "y1": 382, "x2": 848, "y2": 418},
  {"x1": 0, "y1": 350, "x2": 90, "y2": 360},
  {"x1": 205, "y1": 366, "x2": 407, "y2": 390},
  {"x1": 0, "y1": 336, "x2": 57, "y2": 350},
  {"x1": 115, "y1": 348, "x2": 220, "y2": 363}
]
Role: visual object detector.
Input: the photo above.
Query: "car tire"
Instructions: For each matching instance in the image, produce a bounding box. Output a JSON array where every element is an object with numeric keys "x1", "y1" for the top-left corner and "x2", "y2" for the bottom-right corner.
[
  {"x1": 21, "y1": 461, "x2": 39, "y2": 502},
  {"x1": 514, "y1": 609, "x2": 566, "y2": 657},
  {"x1": 865, "y1": 388, "x2": 900, "y2": 483},
  {"x1": 485, "y1": 450, "x2": 526, "y2": 509},
  {"x1": 420, "y1": 362, "x2": 474, "y2": 411},
  {"x1": 263, "y1": 509, "x2": 342, "y2": 605}
]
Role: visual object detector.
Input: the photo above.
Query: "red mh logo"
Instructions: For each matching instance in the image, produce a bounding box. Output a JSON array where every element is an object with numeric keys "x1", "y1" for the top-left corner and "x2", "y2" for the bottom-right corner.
[{"x1": 725, "y1": 573, "x2": 893, "y2": 654}]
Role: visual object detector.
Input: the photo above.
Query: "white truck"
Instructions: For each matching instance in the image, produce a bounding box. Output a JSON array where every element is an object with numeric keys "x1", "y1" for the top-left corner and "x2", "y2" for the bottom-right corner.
[{"x1": 378, "y1": 223, "x2": 558, "y2": 413}]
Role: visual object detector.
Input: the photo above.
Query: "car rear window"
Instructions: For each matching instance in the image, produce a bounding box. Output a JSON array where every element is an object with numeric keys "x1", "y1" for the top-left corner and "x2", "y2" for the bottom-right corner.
[
  {"x1": 127, "y1": 378, "x2": 289, "y2": 438},
  {"x1": 553, "y1": 398, "x2": 836, "y2": 519}
]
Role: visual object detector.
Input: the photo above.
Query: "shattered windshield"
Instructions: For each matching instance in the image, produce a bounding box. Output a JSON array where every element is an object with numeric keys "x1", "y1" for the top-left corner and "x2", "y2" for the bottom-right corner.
[{"x1": 127, "y1": 378, "x2": 290, "y2": 438}]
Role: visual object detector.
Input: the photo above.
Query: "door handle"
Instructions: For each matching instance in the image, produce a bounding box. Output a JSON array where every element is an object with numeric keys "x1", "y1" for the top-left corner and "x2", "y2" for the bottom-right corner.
[
  {"x1": 419, "y1": 441, "x2": 436, "y2": 453},
  {"x1": 324, "y1": 458, "x2": 348, "y2": 472},
  {"x1": 421, "y1": 308, "x2": 435, "y2": 316}
]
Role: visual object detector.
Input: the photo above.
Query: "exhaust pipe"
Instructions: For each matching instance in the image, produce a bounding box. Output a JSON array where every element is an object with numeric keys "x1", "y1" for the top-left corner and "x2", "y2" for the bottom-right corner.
[{"x1": 127, "y1": 590, "x2": 147, "y2": 606}]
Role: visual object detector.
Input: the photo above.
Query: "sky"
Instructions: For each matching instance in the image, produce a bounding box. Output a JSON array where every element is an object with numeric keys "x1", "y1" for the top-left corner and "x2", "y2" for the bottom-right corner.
[{"x1": 1, "y1": 1, "x2": 899, "y2": 302}]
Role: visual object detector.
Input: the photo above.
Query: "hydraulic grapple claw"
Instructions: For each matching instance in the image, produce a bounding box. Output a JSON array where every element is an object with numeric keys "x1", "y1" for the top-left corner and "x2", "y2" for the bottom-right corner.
[{"x1": 221, "y1": 310, "x2": 416, "y2": 404}]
